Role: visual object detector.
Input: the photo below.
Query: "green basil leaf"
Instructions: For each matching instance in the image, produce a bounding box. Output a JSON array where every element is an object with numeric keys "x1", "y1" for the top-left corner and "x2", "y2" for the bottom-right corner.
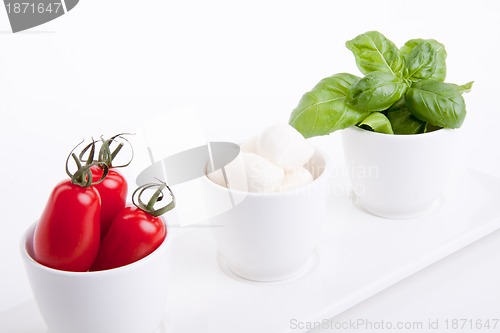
[
  {"x1": 405, "y1": 79, "x2": 466, "y2": 128},
  {"x1": 424, "y1": 123, "x2": 442, "y2": 133},
  {"x1": 451, "y1": 81, "x2": 474, "y2": 94},
  {"x1": 358, "y1": 112, "x2": 394, "y2": 134},
  {"x1": 387, "y1": 107, "x2": 427, "y2": 135},
  {"x1": 401, "y1": 39, "x2": 447, "y2": 81},
  {"x1": 347, "y1": 71, "x2": 408, "y2": 112},
  {"x1": 345, "y1": 31, "x2": 404, "y2": 77},
  {"x1": 289, "y1": 73, "x2": 369, "y2": 138}
]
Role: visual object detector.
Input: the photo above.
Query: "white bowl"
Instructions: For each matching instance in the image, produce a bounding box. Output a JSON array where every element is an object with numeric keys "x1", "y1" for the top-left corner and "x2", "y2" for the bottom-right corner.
[
  {"x1": 20, "y1": 220, "x2": 171, "y2": 333},
  {"x1": 342, "y1": 127, "x2": 457, "y2": 218},
  {"x1": 204, "y1": 148, "x2": 332, "y2": 282}
]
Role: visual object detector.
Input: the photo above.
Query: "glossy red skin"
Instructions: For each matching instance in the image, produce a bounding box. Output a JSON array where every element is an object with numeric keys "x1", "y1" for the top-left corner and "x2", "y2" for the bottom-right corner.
[
  {"x1": 90, "y1": 206, "x2": 166, "y2": 271},
  {"x1": 34, "y1": 180, "x2": 101, "y2": 272},
  {"x1": 90, "y1": 166, "x2": 127, "y2": 238}
]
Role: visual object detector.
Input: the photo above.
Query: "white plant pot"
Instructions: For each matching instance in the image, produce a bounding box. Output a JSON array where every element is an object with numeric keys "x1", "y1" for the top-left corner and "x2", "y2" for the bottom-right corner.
[
  {"x1": 342, "y1": 126, "x2": 457, "y2": 219},
  {"x1": 204, "y1": 149, "x2": 332, "y2": 282}
]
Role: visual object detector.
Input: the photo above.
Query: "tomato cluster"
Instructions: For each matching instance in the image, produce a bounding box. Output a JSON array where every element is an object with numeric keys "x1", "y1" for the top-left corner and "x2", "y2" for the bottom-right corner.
[{"x1": 33, "y1": 135, "x2": 175, "y2": 272}]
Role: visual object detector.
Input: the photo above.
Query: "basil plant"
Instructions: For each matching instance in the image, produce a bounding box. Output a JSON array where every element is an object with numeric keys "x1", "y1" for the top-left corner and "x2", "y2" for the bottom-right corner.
[{"x1": 289, "y1": 31, "x2": 473, "y2": 137}]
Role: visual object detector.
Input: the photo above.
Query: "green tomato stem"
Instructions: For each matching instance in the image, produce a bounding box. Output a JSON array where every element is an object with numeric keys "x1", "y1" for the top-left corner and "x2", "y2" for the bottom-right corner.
[
  {"x1": 66, "y1": 140, "x2": 109, "y2": 188},
  {"x1": 79, "y1": 133, "x2": 134, "y2": 169},
  {"x1": 132, "y1": 182, "x2": 176, "y2": 217}
]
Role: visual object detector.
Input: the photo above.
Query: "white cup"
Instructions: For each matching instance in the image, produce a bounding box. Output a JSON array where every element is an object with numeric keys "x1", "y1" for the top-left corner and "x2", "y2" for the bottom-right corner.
[
  {"x1": 342, "y1": 127, "x2": 457, "y2": 218},
  {"x1": 205, "y1": 149, "x2": 331, "y2": 282},
  {"x1": 20, "y1": 221, "x2": 171, "y2": 333}
]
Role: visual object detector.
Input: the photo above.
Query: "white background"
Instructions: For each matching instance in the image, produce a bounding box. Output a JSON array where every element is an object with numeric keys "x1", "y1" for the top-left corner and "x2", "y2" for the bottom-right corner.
[{"x1": 1, "y1": 0, "x2": 499, "y2": 332}]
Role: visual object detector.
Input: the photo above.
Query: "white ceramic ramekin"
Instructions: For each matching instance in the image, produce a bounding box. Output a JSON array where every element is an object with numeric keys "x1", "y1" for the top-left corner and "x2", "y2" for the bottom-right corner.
[
  {"x1": 205, "y1": 148, "x2": 332, "y2": 282},
  {"x1": 20, "y1": 220, "x2": 171, "y2": 333}
]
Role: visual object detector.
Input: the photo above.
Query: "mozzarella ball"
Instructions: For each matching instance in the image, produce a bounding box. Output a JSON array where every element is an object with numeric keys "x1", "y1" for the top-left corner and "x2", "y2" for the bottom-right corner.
[
  {"x1": 206, "y1": 153, "x2": 248, "y2": 191},
  {"x1": 240, "y1": 136, "x2": 258, "y2": 154},
  {"x1": 243, "y1": 153, "x2": 285, "y2": 192},
  {"x1": 275, "y1": 167, "x2": 314, "y2": 192},
  {"x1": 257, "y1": 123, "x2": 314, "y2": 169},
  {"x1": 207, "y1": 153, "x2": 284, "y2": 193}
]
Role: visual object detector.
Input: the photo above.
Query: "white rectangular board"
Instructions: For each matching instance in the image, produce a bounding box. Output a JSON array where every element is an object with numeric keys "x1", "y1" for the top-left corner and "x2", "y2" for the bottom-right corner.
[{"x1": 3, "y1": 152, "x2": 500, "y2": 333}]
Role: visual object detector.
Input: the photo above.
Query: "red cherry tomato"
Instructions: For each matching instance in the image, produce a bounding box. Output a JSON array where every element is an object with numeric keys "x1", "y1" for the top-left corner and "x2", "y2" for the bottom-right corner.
[
  {"x1": 34, "y1": 180, "x2": 101, "y2": 272},
  {"x1": 91, "y1": 182, "x2": 174, "y2": 271},
  {"x1": 90, "y1": 206, "x2": 166, "y2": 271},
  {"x1": 90, "y1": 166, "x2": 127, "y2": 238}
]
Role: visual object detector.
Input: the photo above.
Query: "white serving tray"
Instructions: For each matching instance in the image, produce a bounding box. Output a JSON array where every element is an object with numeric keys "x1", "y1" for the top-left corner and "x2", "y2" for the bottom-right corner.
[
  {"x1": 159, "y1": 166, "x2": 500, "y2": 333},
  {"x1": 4, "y1": 166, "x2": 500, "y2": 333}
]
